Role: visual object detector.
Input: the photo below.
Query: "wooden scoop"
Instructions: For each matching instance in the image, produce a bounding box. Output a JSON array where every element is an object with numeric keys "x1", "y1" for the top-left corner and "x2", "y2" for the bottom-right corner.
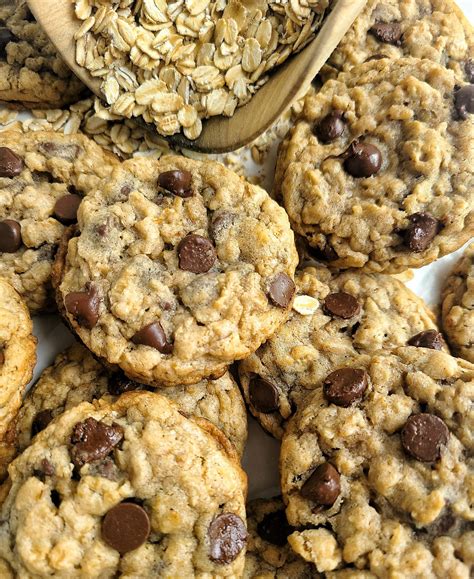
[{"x1": 27, "y1": 0, "x2": 367, "y2": 153}]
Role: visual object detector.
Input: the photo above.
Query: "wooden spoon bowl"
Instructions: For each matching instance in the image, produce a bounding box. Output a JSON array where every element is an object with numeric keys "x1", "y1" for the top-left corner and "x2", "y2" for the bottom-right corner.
[{"x1": 27, "y1": 0, "x2": 367, "y2": 153}]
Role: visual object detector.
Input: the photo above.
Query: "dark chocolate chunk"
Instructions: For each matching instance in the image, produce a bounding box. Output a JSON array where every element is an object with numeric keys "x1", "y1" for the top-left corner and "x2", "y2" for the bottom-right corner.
[
  {"x1": 70, "y1": 417, "x2": 123, "y2": 468},
  {"x1": 401, "y1": 413, "x2": 449, "y2": 462},
  {"x1": 323, "y1": 368, "x2": 369, "y2": 407}
]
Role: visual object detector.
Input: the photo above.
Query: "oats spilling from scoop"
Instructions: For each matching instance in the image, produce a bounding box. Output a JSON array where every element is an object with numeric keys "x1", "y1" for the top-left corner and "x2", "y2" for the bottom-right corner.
[{"x1": 72, "y1": 0, "x2": 329, "y2": 139}]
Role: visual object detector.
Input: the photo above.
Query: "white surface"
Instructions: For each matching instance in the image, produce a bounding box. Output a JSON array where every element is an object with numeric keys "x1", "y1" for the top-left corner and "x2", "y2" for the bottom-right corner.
[{"x1": 3, "y1": 0, "x2": 473, "y2": 501}]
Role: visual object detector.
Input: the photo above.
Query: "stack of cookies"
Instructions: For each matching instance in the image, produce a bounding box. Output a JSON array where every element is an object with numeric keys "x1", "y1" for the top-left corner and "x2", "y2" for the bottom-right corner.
[{"x1": 0, "y1": 0, "x2": 473, "y2": 577}]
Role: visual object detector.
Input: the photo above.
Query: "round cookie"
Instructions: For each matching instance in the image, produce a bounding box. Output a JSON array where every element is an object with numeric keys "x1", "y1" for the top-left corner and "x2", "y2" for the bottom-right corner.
[
  {"x1": 0, "y1": 278, "x2": 36, "y2": 440},
  {"x1": 0, "y1": 391, "x2": 248, "y2": 577},
  {"x1": 244, "y1": 496, "x2": 318, "y2": 578},
  {"x1": 55, "y1": 155, "x2": 298, "y2": 387},
  {"x1": 0, "y1": 131, "x2": 118, "y2": 312},
  {"x1": 280, "y1": 347, "x2": 474, "y2": 576},
  {"x1": 0, "y1": 0, "x2": 86, "y2": 107},
  {"x1": 441, "y1": 243, "x2": 474, "y2": 363},
  {"x1": 1, "y1": 342, "x2": 247, "y2": 471},
  {"x1": 323, "y1": 0, "x2": 474, "y2": 82},
  {"x1": 239, "y1": 266, "x2": 444, "y2": 438},
  {"x1": 275, "y1": 57, "x2": 474, "y2": 273}
]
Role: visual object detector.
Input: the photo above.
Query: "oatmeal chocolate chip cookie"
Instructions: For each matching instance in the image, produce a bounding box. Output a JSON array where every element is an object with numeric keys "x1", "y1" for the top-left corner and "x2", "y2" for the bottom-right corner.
[
  {"x1": 0, "y1": 131, "x2": 118, "y2": 312},
  {"x1": 244, "y1": 496, "x2": 318, "y2": 579},
  {"x1": 0, "y1": 391, "x2": 247, "y2": 577},
  {"x1": 441, "y1": 243, "x2": 474, "y2": 363},
  {"x1": 239, "y1": 266, "x2": 443, "y2": 438},
  {"x1": 280, "y1": 347, "x2": 474, "y2": 576},
  {"x1": 323, "y1": 0, "x2": 474, "y2": 82},
  {"x1": 275, "y1": 57, "x2": 474, "y2": 273},
  {"x1": 0, "y1": 278, "x2": 36, "y2": 441},
  {"x1": 55, "y1": 155, "x2": 298, "y2": 387},
  {"x1": 0, "y1": 0, "x2": 86, "y2": 107},
  {"x1": 1, "y1": 342, "x2": 247, "y2": 475}
]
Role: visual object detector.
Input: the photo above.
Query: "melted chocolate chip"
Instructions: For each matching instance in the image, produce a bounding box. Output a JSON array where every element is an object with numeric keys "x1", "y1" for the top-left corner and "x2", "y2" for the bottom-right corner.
[
  {"x1": 257, "y1": 509, "x2": 293, "y2": 547},
  {"x1": 344, "y1": 142, "x2": 382, "y2": 178},
  {"x1": 324, "y1": 292, "x2": 360, "y2": 319},
  {"x1": 465, "y1": 59, "x2": 474, "y2": 83},
  {"x1": 407, "y1": 330, "x2": 445, "y2": 351},
  {"x1": 89, "y1": 456, "x2": 121, "y2": 481},
  {"x1": 267, "y1": 273, "x2": 296, "y2": 308},
  {"x1": 0, "y1": 28, "x2": 16, "y2": 54},
  {"x1": 324, "y1": 368, "x2": 369, "y2": 407},
  {"x1": 131, "y1": 321, "x2": 172, "y2": 354},
  {"x1": 53, "y1": 194, "x2": 82, "y2": 224},
  {"x1": 108, "y1": 374, "x2": 143, "y2": 396},
  {"x1": 0, "y1": 220, "x2": 22, "y2": 253},
  {"x1": 248, "y1": 376, "x2": 279, "y2": 413},
  {"x1": 454, "y1": 85, "x2": 474, "y2": 119},
  {"x1": 31, "y1": 409, "x2": 54, "y2": 436},
  {"x1": 401, "y1": 413, "x2": 449, "y2": 462},
  {"x1": 178, "y1": 234, "x2": 216, "y2": 273},
  {"x1": 403, "y1": 212, "x2": 439, "y2": 252},
  {"x1": 158, "y1": 169, "x2": 193, "y2": 197},
  {"x1": 102, "y1": 502, "x2": 151, "y2": 554},
  {"x1": 64, "y1": 284, "x2": 100, "y2": 329},
  {"x1": 315, "y1": 111, "x2": 345, "y2": 143},
  {"x1": 70, "y1": 417, "x2": 123, "y2": 468},
  {"x1": 301, "y1": 463, "x2": 341, "y2": 506},
  {"x1": 208, "y1": 513, "x2": 247, "y2": 564},
  {"x1": 369, "y1": 22, "x2": 402, "y2": 45},
  {"x1": 210, "y1": 211, "x2": 236, "y2": 241}
]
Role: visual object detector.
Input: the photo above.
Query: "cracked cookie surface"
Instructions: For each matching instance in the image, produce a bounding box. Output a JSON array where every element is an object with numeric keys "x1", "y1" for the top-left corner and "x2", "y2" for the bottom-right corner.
[
  {"x1": 441, "y1": 243, "x2": 474, "y2": 363},
  {"x1": 275, "y1": 57, "x2": 474, "y2": 273},
  {"x1": 323, "y1": 0, "x2": 474, "y2": 82},
  {"x1": 56, "y1": 155, "x2": 298, "y2": 387},
  {"x1": 280, "y1": 347, "x2": 474, "y2": 577},
  {"x1": 239, "y1": 266, "x2": 443, "y2": 438},
  {"x1": 0, "y1": 131, "x2": 118, "y2": 312},
  {"x1": 0, "y1": 0, "x2": 86, "y2": 107},
  {"x1": 0, "y1": 391, "x2": 247, "y2": 577}
]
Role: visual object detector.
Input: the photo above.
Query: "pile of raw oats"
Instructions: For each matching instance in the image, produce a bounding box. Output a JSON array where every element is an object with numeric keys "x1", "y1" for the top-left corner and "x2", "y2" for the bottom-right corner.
[{"x1": 72, "y1": 0, "x2": 328, "y2": 139}]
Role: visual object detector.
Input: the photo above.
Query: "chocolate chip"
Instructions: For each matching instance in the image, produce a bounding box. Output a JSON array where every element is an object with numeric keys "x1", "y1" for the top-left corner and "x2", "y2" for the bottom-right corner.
[
  {"x1": 344, "y1": 142, "x2": 382, "y2": 178},
  {"x1": 178, "y1": 234, "x2": 216, "y2": 273},
  {"x1": 465, "y1": 59, "x2": 474, "y2": 83},
  {"x1": 158, "y1": 170, "x2": 193, "y2": 197},
  {"x1": 102, "y1": 502, "x2": 150, "y2": 554},
  {"x1": 41, "y1": 459, "x2": 55, "y2": 477},
  {"x1": 407, "y1": 330, "x2": 445, "y2": 351},
  {"x1": 108, "y1": 374, "x2": 143, "y2": 396},
  {"x1": 249, "y1": 376, "x2": 279, "y2": 413},
  {"x1": 401, "y1": 413, "x2": 449, "y2": 462},
  {"x1": 31, "y1": 409, "x2": 54, "y2": 436},
  {"x1": 70, "y1": 417, "x2": 124, "y2": 468},
  {"x1": 131, "y1": 321, "x2": 172, "y2": 354},
  {"x1": 324, "y1": 292, "x2": 360, "y2": 319},
  {"x1": 0, "y1": 28, "x2": 15, "y2": 54},
  {"x1": 315, "y1": 111, "x2": 345, "y2": 143},
  {"x1": 257, "y1": 509, "x2": 293, "y2": 547},
  {"x1": 0, "y1": 350, "x2": 4, "y2": 365},
  {"x1": 53, "y1": 194, "x2": 82, "y2": 224},
  {"x1": 403, "y1": 212, "x2": 439, "y2": 252},
  {"x1": 0, "y1": 147, "x2": 24, "y2": 178},
  {"x1": 64, "y1": 284, "x2": 100, "y2": 329},
  {"x1": 208, "y1": 513, "x2": 247, "y2": 564},
  {"x1": 210, "y1": 211, "x2": 236, "y2": 241},
  {"x1": 454, "y1": 85, "x2": 474, "y2": 119},
  {"x1": 89, "y1": 456, "x2": 121, "y2": 481},
  {"x1": 50, "y1": 490, "x2": 61, "y2": 508},
  {"x1": 0, "y1": 220, "x2": 22, "y2": 253},
  {"x1": 267, "y1": 273, "x2": 296, "y2": 308},
  {"x1": 301, "y1": 463, "x2": 341, "y2": 506},
  {"x1": 324, "y1": 368, "x2": 368, "y2": 407},
  {"x1": 369, "y1": 22, "x2": 402, "y2": 45}
]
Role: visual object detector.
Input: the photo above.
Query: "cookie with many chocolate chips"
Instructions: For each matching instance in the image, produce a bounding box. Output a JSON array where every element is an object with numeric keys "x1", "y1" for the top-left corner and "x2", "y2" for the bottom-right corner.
[
  {"x1": 55, "y1": 155, "x2": 298, "y2": 387},
  {"x1": 275, "y1": 58, "x2": 474, "y2": 273},
  {"x1": 441, "y1": 243, "x2": 474, "y2": 363},
  {"x1": 0, "y1": 131, "x2": 118, "y2": 312},
  {"x1": 0, "y1": 279, "x2": 36, "y2": 447},
  {"x1": 0, "y1": 391, "x2": 247, "y2": 577},
  {"x1": 0, "y1": 342, "x2": 247, "y2": 481},
  {"x1": 239, "y1": 266, "x2": 444, "y2": 438},
  {"x1": 0, "y1": 0, "x2": 86, "y2": 107},
  {"x1": 280, "y1": 347, "x2": 474, "y2": 576},
  {"x1": 323, "y1": 0, "x2": 474, "y2": 82},
  {"x1": 244, "y1": 497, "x2": 318, "y2": 578}
]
